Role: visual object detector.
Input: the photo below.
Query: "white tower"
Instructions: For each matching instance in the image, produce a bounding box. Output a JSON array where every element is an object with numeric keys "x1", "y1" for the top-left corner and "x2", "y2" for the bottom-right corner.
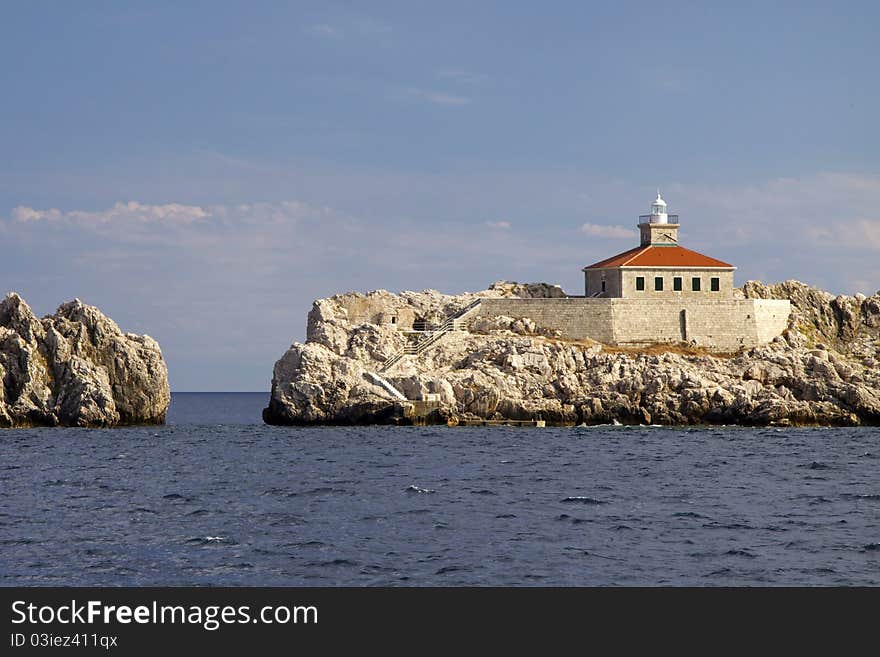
[
  {"x1": 638, "y1": 191, "x2": 679, "y2": 246},
  {"x1": 649, "y1": 191, "x2": 668, "y2": 224}
]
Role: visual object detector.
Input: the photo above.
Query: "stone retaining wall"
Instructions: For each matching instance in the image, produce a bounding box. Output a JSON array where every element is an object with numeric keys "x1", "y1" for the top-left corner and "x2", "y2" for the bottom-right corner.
[{"x1": 477, "y1": 297, "x2": 790, "y2": 351}]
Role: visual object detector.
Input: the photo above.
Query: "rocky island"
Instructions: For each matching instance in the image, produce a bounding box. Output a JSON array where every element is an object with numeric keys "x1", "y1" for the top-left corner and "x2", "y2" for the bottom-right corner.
[
  {"x1": 0, "y1": 293, "x2": 170, "y2": 427},
  {"x1": 264, "y1": 280, "x2": 880, "y2": 427}
]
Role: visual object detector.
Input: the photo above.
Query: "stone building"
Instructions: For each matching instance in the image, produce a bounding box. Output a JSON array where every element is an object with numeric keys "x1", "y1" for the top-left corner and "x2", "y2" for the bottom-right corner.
[
  {"x1": 583, "y1": 193, "x2": 735, "y2": 298},
  {"x1": 472, "y1": 193, "x2": 791, "y2": 352}
]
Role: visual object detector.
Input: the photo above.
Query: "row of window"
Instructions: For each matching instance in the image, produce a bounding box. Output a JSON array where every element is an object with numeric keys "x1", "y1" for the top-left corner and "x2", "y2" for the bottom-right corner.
[{"x1": 635, "y1": 276, "x2": 720, "y2": 292}]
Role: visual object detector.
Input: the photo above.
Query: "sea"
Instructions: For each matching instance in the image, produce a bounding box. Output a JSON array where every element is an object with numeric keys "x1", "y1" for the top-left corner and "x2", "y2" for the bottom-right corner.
[{"x1": 1, "y1": 392, "x2": 878, "y2": 586}]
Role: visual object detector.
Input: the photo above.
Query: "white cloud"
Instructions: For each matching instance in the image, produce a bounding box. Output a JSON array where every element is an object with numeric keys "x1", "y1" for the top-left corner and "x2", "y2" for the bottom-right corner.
[
  {"x1": 669, "y1": 172, "x2": 880, "y2": 247},
  {"x1": 12, "y1": 206, "x2": 62, "y2": 222},
  {"x1": 404, "y1": 88, "x2": 470, "y2": 106},
  {"x1": 486, "y1": 220, "x2": 511, "y2": 229},
  {"x1": 10, "y1": 201, "x2": 208, "y2": 226},
  {"x1": 70, "y1": 201, "x2": 209, "y2": 224},
  {"x1": 807, "y1": 219, "x2": 880, "y2": 251},
  {"x1": 310, "y1": 23, "x2": 341, "y2": 38},
  {"x1": 580, "y1": 223, "x2": 634, "y2": 239}
]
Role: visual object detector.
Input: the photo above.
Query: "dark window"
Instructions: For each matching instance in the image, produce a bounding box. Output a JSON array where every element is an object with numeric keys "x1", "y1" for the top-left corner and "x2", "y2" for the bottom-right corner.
[
  {"x1": 636, "y1": 276, "x2": 645, "y2": 291},
  {"x1": 601, "y1": 280, "x2": 606, "y2": 292},
  {"x1": 391, "y1": 316, "x2": 397, "y2": 324},
  {"x1": 654, "y1": 277, "x2": 663, "y2": 291},
  {"x1": 673, "y1": 277, "x2": 682, "y2": 291},
  {"x1": 692, "y1": 277, "x2": 701, "y2": 291},
  {"x1": 711, "y1": 277, "x2": 720, "y2": 292}
]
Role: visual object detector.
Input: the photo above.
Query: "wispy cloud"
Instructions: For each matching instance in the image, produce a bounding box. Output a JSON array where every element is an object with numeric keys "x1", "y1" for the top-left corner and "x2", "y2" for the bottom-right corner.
[
  {"x1": 807, "y1": 219, "x2": 880, "y2": 251},
  {"x1": 12, "y1": 201, "x2": 208, "y2": 225},
  {"x1": 404, "y1": 88, "x2": 470, "y2": 106},
  {"x1": 308, "y1": 18, "x2": 391, "y2": 39},
  {"x1": 648, "y1": 66, "x2": 693, "y2": 93},
  {"x1": 310, "y1": 23, "x2": 341, "y2": 38},
  {"x1": 438, "y1": 69, "x2": 486, "y2": 84},
  {"x1": 486, "y1": 220, "x2": 511, "y2": 230},
  {"x1": 11, "y1": 206, "x2": 62, "y2": 222},
  {"x1": 580, "y1": 223, "x2": 634, "y2": 239}
]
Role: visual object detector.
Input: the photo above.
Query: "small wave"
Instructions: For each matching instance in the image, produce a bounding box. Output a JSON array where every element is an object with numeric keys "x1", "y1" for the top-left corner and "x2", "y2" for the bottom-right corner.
[
  {"x1": 495, "y1": 513, "x2": 517, "y2": 518},
  {"x1": 310, "y1": 558, "x2": 358, "y2": 567},
  {"x1": 299, "y1": 487, "x2": 339, "y2": 496},
  {"x1": 672, "y1": 511, "x2": 707, "y2": 519},
  {"x1": 470, "y1": 489, "x2": 497, "y2": 495},
  {"x1": 803, "y1": 461, "x2": 829, "y2": 470},
  {"x1": 435, "y1": 565, "x2": 468, "y2": 575},
  {"x1": 702, "y1": 521, "x2": 751, "y2": 530},
  {"x1": 557, "y1": 513, "x2": 591, "y2": 524},
  {"x1": 863, "y1": 543, "x2": 880, "y2": 552},
  {"x1": 162, "y1": 493, "x2": 185, "y2": 500},
  {"x1": 725, "y1": 549, "x2": 757, "y2": 558},
  {"x1": 406, "y1": 485, "x2": 436, "y2": 494},
  {"x1": 704, "y1": 568, "x2": 733, "y2": 577},
  {"x1": 284, "y1": 540, "x2": 326, "y2": 549},
  {"x1": 574, "y1": 421, "x2": 624, "y2": 429},
  {"x1": 260, "y1": 487, "x2": 288, "y2": 496},
  {"x1": 561, "y1": 496, "x2": 606, "y2": 504},
  {"x1": 268, "y1": 514, "x2": 307, "y2": 527},
  {"x1": 842, "y1": 493, "x2": 880, "y2": 501},
  {"x1": 187, "y1": 536, "x2": 233, "y2": 545}
]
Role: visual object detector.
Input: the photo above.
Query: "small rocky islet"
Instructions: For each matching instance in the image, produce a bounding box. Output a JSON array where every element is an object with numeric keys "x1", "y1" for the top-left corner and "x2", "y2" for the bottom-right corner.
[
  {"x1": 3, "y1": 280, "x2": 879, "y2": 429},
  {"x1": 0, "y1": 293, "x2": 169, "y2": 427},
  {"x1": 263, "y1": 280, "x2": 880, "y2": 427}
]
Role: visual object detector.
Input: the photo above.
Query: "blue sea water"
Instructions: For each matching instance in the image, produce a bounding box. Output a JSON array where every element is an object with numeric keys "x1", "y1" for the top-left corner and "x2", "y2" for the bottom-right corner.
[{"x1": 1, "y1": 392, "x2": 878, "y2": 586}]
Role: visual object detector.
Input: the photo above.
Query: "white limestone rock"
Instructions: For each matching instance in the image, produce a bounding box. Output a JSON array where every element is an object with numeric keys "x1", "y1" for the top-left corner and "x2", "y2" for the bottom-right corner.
[
  {"x1": 264, "y1": 281, "x2": 880, "y2": 426},
  {"x1": 0, "y1": 293, "x2": 170, "y2": 427}
]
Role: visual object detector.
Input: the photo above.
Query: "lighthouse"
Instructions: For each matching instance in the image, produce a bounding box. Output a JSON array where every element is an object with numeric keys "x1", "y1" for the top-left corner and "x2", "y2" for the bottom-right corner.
[
  {"x1": 582, "y1": 192, "x2": 735, "y2": 297},
  {"x1": 638, "y1": 191, "x2": 680, "y2": 246}
]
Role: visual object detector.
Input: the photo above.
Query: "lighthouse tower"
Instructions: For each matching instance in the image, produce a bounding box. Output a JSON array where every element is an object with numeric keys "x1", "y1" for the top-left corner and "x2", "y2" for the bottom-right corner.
[{"x1": 638, "y1": 191, "x2": 679, "y2": 246}]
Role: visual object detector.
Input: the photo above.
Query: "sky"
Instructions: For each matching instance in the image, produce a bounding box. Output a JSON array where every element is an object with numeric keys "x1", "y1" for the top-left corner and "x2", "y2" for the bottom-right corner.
[{"x1": 1, "y1": 1, "x2": 878, "y2": 391}]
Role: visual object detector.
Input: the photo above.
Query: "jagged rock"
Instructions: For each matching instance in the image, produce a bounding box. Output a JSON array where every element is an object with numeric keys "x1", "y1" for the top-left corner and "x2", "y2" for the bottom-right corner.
[
  {"x1": 264, "y1": 281, "x2": 880, "y2": 426},
  {"x1": 742, "y1": 279, "x2": 880, "y2": 349},
  {"x1": 0, "y1": 293, "x2": 170, "y2": 427},
  {"x1": 484, "y1": 281, "x2": 567, "y2": 298}
]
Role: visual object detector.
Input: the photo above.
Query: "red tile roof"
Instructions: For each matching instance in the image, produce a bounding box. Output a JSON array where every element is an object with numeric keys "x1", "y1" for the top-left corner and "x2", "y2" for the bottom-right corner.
[{"x1": 584, "y1": 245, "x2": 734, "y2": 269}]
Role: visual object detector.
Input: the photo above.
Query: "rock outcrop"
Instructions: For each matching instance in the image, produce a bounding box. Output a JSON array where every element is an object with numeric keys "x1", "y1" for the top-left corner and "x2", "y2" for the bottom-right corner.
[
  {"x1": 264, "y1": 280, "x2": 880, "y2": 427},
  {"x1": 0, "y1": 293, "x2": 170, "y2": 427}
]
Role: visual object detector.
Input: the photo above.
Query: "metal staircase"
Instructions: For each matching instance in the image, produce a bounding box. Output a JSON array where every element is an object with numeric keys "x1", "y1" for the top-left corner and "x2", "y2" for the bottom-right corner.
[{"x1": 380, "y1": 299, "x2": 482, "y2": 372}]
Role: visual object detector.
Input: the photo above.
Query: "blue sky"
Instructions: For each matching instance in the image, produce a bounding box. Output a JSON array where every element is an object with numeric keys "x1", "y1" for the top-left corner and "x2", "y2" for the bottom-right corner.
[{"x1": 1, "y1": 1, "x2": 878, "y2": 390}]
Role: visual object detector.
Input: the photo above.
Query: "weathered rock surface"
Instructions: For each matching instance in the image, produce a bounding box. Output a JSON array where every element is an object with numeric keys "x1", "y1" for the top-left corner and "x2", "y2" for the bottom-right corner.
[
  {"x1": 0, "y1": 293, "x2": 170, "y2": 427},
  {"x1": 264, "y1": 280, "x2": 880, "y2": 427}
]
